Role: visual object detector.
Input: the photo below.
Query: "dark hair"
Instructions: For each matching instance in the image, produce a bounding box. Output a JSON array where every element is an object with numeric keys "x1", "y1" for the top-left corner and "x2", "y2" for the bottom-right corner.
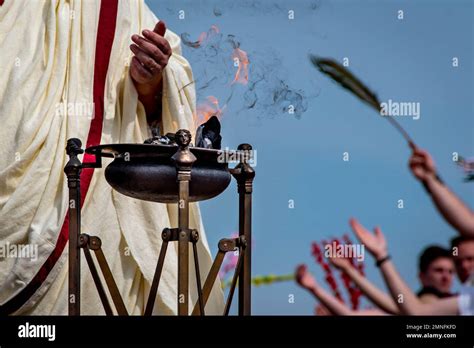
[
  {"x1": 419, "y1": 246, "x2": 452, "y2": 273},
  {"x1": 450, "y1": 235, "x2": 474, "y2": 250}
]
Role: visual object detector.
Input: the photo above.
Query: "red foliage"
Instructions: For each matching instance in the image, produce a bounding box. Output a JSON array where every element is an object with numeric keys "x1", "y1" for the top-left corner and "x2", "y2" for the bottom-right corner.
[
  {"x1": 311, "y1": 235, "x2": 366, "y2": 311},
  {"x1": 311, "y1": 241, "x2": 345, "y2": 304}
]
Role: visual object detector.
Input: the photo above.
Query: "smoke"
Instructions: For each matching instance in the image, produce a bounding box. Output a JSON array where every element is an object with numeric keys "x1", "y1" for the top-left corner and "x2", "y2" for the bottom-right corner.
[
  {"x1": 162, "y1": 0, "x2": 320, "y2": 17},
  {"x1": 211, "y1": 0, "x2": 320, "y2": 18},
  {"x1": 180, "y1": 27, "x2": 317, "y2": 120},
  {"x1": 241, "y1": 53, "x2": 311, "y2": 119}
]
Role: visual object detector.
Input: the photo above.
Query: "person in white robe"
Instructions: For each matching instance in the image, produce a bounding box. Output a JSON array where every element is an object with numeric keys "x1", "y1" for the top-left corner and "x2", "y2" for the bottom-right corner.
[{"x1": 0, "y1": 0, "x2": 224, "y2": 315}]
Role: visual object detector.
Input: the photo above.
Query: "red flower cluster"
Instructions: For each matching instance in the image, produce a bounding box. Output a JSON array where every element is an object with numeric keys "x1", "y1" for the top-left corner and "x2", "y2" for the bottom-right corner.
[
  {"x1": 311, "y1": 241, "x2": 344, "y2": 303},
  {"x1": 311, "y1": 235, "x2": 366, "y2": 310},
  {"x1": 343, "y1": 234, "x2": 365, "y2": 277},
  {"x1": 341, "y1": 235, "x2": 365, "y2": 309}
]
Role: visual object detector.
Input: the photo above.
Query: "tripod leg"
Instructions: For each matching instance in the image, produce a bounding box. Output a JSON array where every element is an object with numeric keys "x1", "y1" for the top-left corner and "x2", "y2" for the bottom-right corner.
[
  {"x1": 224, "y1": 245, "x2": 245, "y2": 316},
  {"x1": 81, "y1": 237, "x2": 113, "y2": 315},
  {"x1": 230, "y1": 144, "x2": 255, "y2": 316},
  {"x1": 90, "y1": 237, "x2": 128, "y2": 316},
  {"x1": 65, "y1": 139, "x2": 83, "y2": 316},
  {"x1": 144, "y1": 229, "x2": 170, "y2": 316},
  {"x1": 191, "y1": 230, "x2": 204, "y2": 316},
  {"x1": 191, "y1": 249, "x2": 226, "y2": 316},
  {"x1": 172, "y1": 130, "x2": 196, "y2": 315},
  {"x1": 177, "y1": 228, "x2": 189, "y2": 315}
]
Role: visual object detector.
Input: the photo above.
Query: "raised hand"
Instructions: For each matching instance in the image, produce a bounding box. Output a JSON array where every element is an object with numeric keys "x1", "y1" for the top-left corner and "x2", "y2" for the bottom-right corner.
[
  {"x1": 328, "y1": 255, "x2": 352, "y2": 270},
  {"x1": 409, "y1": 146, "x2": 437, "y2": 183},
  {"x1": 350, "y1": 218, "x2": 387, "y2": 260},
  {"x1": 295, "y1": 264, "x2": 318, "y2": 291},
  {"x1": 129, "y1": 21, "x2": 172, "y2": 91}
]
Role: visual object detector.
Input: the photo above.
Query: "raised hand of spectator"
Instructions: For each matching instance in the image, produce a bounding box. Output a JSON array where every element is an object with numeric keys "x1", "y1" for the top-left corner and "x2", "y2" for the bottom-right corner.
[
  {"x1": 350, "y1": 218, "x2": 388, "y2": 261},
  {"x1": 409, "y1": 145, "x2": 437, "y2": 183},
  {"x1": 295, "y1": 264, "x2": 318, "y2": 291}
]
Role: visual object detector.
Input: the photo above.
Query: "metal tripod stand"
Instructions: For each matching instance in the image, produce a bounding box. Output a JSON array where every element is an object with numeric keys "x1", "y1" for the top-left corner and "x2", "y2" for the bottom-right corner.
[{"x1": 64, "y1": 130, "x2": 255, "y2": 316}]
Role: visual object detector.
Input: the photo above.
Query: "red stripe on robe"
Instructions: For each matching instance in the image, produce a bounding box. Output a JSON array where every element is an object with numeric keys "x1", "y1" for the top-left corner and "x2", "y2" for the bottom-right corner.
[{"x1": 0, "y1": 0, "x2": 119, "y2": 315}]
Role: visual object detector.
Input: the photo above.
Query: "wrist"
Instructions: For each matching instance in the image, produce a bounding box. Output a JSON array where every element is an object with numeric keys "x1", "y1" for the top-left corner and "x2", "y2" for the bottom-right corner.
[
  {"x1": 421, "y1": 172, "x2": 444, "y2": 194},
  {"x1": 135, "y1": 77, "x2": 162, "y2": 98},
  {"x1": 309, "y1": 283, "x2": 320, "y2": 294},
  {"x1": 375, "y1": 254, "x2": 391, "y2": 267},
  {"x1": 421, "y1": 172, "x2": 437, "y2": 185},
  {"x1": 374, "y1": 251, "x2": 388, "y2": 261},
  {"x1": 135, "y1": 79, "x2": 164, "y2": 124}
]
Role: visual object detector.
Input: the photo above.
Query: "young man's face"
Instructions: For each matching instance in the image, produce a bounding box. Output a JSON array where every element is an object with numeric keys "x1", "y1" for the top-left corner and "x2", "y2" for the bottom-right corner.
[
  {"x1": 419, "y1": 257, "x2": 455, "y2": 293},
  {"x1": 455, "y1": 240, "x2": 474, "y2": 283}
]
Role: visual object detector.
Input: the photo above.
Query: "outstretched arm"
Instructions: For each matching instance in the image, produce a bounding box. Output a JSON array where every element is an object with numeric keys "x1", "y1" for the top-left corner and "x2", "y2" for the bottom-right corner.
[
  {"x1": 351, "y1": 218, "x2": 459, "y2": 315},
  {"x1": 379, "y1": 259, "x2": 459, "y2": 315},
  {"x1": 330, "y1": 257, "x2": 399, "y2": 314},
  {"x1": 409, "y1": 146, "x2": 474, "y2": 237},
  {"x1": 295, "y1": 264, "x2": 388, "y2": 316}
]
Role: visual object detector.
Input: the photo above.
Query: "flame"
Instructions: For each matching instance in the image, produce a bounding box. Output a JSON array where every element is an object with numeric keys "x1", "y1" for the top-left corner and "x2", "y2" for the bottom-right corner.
[
  {"x1": 184, "y1": 25, "x2": 250, "y2": 129},
  {"x1": 193, "y1": 25, "x2": 220, "y2": 48},
  {"x1": 194, "y1": 96, "x2": 226, "y2": 126},
  {"x1": 231, "y1": 47, "x2": 249, "y2": 85}
]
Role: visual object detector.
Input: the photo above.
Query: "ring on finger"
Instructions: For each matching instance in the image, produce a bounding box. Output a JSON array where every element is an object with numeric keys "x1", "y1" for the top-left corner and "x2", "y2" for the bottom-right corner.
[{"x1": 146, "y1": 62, "x2": 159, "y2": 73}]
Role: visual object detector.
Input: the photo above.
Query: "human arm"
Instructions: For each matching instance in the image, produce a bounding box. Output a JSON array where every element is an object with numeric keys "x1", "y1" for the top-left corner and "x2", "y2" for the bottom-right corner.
[
  {"x1": 129, "y1": 21, "x2": 172, "y2": 126},
  {"x1": 409, "y1": 146, "x2": 474, "y2": 237},
  {"x1": 351, "y1": 218, "x2": 459, "y2": 315},
  {"x1": 329, "y1": 256, "x2": 399, "y2": 314},
  {"x1": 295, "y1": 264, "x2": 388, "y2": 316},
  {"x1": 379, "y1": 259, "x2": 459, "y2": 315}
]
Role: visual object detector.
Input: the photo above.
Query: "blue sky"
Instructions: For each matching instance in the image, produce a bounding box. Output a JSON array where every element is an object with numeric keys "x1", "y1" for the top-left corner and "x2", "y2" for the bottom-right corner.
[{"x1": 146, "y1": 0, "x2": 474, "y2": 314}]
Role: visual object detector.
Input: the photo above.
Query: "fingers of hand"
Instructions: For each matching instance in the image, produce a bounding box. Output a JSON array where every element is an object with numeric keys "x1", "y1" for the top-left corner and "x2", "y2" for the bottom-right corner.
[
  {"x1": 130, "y1": 56, "x2": 152, "y2": 82},
  {"x1": 153, "y1": 21, "x2": 167, "y2": 36},
  {"x1": 374, "y1": 226, "x2": 383, "y2": 238},
  {"x1": 409, "y1": 157, "x2": 425, "y2": 167},
  {"x1": 295, "y1": 264, "x2": 307, "y2": 281},
  {"x1": 131, "y1": 35, "x2": 169, "y2": 68},
  {"x1": 350, "y1": 218, "x2": 363, "y2": 236},
  {"x1": 142, "y1": 30, "x2": 172, "y2": 57},
  {"x1": 411, "y1": 151, "x2": 426, "y2": 163},
  {"x1": 410, "y1": 156, "x2": 435, "y2": 175},
  {"x1": 412, "y1": 148, "x2": 430, "y2": 163},
  {"x1": 130, "y1": 43, "x2": 162, "y2": 75}
]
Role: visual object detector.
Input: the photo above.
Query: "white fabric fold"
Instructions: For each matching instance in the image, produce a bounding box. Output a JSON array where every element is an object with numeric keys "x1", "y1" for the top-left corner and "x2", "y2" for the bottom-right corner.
[{"x1": 0, "y1": 0, "x2": 224, "y2": 315}]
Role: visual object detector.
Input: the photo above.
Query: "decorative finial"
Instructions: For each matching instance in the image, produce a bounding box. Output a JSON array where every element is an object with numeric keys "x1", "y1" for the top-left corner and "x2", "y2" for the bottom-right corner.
[
  {"x1": 175, "y1": 129, "x2": 192, "y2": 148},
  {"x1": 66, "y1": 138, "x2": 84, "y2": 156}
]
